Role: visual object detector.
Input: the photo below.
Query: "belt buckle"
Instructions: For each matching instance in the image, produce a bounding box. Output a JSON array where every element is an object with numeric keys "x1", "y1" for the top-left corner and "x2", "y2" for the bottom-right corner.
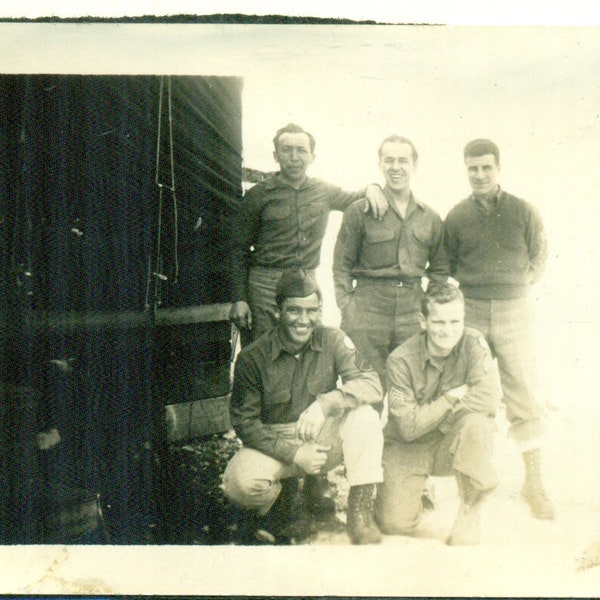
[{"x1": 393, "y1": 281, "x2": 405, "y2": 287}]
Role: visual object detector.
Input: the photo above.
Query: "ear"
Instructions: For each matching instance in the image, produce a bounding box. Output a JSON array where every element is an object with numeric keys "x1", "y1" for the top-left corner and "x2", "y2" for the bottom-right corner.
[
  {"x1": 418, "y1": 312, "x2": 427, "y2": 330},
  {"x1": 273, "y1": 150, "x2": 280, "y2": 165}
]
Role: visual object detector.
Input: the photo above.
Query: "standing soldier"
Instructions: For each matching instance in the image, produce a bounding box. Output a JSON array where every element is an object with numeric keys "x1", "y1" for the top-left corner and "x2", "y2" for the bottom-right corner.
[
  {"x1": 333, "y1": 134, "x2": 449, "y2": 384},
  {"x1": 230, "y1": 122, "x2": 387, "y2": 346},
  {"x1": 444, "y1": 138, "x2": 553, "y2": 520}
]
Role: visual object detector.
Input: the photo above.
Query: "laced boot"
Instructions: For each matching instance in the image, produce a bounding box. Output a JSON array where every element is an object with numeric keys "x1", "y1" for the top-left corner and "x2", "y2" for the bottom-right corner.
[
  {"x1": 256, "y1": 478, "x2": 313, "y2": 544},
  {"x1": 346, "y1": 484, "x2": 382, "y2": 545},
  {"x1": 521, "y1": 448, "x2": 555, "y2": 520},
  {"x1": 255, "y1": 478, "x2": 298, "y2": 544},
  {"x1": 235, "y1": 508, "x2": 262, "y2": 545},
  {"x1": 303, "y1": 475, "x2": 336, "y2": 517},
  {"x1": 446, "y1": 472, "x2": 488, "y2": 546}
]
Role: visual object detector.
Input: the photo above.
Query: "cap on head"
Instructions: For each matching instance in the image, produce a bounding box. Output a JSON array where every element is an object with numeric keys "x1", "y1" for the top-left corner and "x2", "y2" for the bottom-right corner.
[{"x1": 275, "y1": 268, "x2": 321, "y2": 308}]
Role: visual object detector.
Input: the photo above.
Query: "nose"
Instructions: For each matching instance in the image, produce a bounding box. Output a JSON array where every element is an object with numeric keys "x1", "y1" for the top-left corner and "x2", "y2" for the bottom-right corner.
[{"x1": 297, "y1": 309, "x2": 310, "y2": 323}]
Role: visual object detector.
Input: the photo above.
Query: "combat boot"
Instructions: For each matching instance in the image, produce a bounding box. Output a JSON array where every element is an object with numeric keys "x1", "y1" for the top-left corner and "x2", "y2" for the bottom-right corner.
[
  {"x1": 234, "y1": 508, "x2": 262, "y2": 545},
  {"x1": 346, "y1": 484, "x2": 382, "y2": 545},
  {"x1": 303, "y1": 475, "x2": 336, "y2": 517},
  {"x1": 446, "y1": 472, "x2": 488, "y2": 546},
  {"x1": 255, "y1": 478, "x2": 313, "y2": 544},
  {"x1": 521, "y1": 448, "x2": 555, "y2": 520}
]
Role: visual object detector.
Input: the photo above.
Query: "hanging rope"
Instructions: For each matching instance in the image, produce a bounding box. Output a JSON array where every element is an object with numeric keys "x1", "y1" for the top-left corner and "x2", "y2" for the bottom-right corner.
[{"x1": 147, "y1": 76, "x2": 179, "y2": 312}]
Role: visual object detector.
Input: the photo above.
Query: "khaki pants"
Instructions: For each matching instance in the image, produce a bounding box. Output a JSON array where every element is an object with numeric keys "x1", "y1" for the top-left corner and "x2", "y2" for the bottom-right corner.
[
  {"x1": 341, "y1": 280, "x2": 423, "y2": 383},
  {"x1": 465, "y1": 296, "x2": 546, "y2": 441},
  {"x1": 222, "y1": 405, "x2": 383, "y2": 515},
  {"x1": 375, "y1": 412, "x2": 497, "y2": 534}
]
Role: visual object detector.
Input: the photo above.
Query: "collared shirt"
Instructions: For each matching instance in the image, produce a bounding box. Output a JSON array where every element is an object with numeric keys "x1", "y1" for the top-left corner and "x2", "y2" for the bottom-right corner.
[
  {"x1": 231, "y1": 173, "x2": 365, "y2": 302},
  {"x1": 230, "y1": 324, "x2": 382, "y2": 463},
  {"x1": 444, "y1": 188, "x2": 547, "y2": 299},
  {"x1": 333, "y1": 190, "x2": 449, "y2": 309},
  {"x1": 383, "y1": 328, "x2": 501, "y2": 444}
]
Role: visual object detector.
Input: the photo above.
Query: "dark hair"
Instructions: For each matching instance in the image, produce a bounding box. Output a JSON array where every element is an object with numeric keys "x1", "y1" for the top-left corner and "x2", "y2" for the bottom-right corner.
[
  {"x1": 421, "y1": 281, "x2": 464, "y2": 317},
  {"x1": 463, "y1": 138, "x2": 500, "y2": 165},
  {"x1": 275, "y1": 268, "x2": 322, "y2": 309},
  {"x1": 273, "y1": 123, "x2": 316, "y2": 153},
  {"x1": 378, "y1": 134, "x2": 418, "y2": 162}
]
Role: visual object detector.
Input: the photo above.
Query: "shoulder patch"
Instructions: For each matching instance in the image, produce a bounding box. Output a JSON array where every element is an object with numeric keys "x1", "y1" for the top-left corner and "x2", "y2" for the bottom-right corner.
[{"x1": 343, "y1": 336, "x2": 355, "y2": 350}]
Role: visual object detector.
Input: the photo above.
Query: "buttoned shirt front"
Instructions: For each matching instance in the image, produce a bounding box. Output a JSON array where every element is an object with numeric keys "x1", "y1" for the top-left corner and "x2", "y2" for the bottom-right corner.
[
  {"x1": 383, "y1": 328, "x2": 500, "y2": 444},
  {"x1": 333, "y1": 190, "x2": 448, "y2": 309},
  {"x1": 230, "y1": 325, "x2": 382, "y2": 463},
  {"x1": 231, "y1": 173, "x2": 365, "y2": 302}
]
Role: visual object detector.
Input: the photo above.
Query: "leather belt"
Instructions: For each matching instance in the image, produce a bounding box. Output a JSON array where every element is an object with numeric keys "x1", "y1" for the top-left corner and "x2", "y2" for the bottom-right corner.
[{"x1": 358, "y1": 277, "x2": 421, "y2": 289}]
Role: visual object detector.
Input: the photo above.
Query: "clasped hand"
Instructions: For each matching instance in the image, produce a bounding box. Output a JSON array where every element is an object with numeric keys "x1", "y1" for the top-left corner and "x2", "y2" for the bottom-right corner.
[{"x1": 293, "y1": 442, "x2": 330, "y2": 475}]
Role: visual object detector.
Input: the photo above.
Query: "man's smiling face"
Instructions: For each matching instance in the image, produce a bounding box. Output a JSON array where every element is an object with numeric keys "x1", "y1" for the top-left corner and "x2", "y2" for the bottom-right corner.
[{"x1": 280, "y1": 293, "x2": 322, "y2": 350}]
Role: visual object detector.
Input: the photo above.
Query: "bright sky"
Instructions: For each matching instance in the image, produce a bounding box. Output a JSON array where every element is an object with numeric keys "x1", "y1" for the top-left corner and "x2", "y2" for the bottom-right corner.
[{"x1": 0, "y1": 20, "x2": 597, "y2": 379}]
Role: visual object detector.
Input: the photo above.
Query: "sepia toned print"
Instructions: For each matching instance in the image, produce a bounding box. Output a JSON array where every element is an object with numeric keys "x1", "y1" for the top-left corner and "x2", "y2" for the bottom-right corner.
[{"x1": 0, "y1": 7, "x2": 599, "y2": 595}]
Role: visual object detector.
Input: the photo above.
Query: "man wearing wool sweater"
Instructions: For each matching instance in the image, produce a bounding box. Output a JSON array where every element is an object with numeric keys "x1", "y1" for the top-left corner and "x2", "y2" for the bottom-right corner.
[{"x1": 444, "y1": 138, "x2": 554, "y2": 520}]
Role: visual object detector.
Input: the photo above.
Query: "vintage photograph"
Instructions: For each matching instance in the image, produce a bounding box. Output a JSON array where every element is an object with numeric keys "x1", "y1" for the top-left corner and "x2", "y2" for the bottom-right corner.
[{"x1": 0, "y1": 4, "x2": 599, "y2": 595}]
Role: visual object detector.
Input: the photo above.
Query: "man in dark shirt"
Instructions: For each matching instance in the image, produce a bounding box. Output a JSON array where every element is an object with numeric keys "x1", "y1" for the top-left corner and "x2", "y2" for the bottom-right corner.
[
  {"x1": 230, "y1": 123, "x2": 387, "y2": 347},
  {"x1": 444, "y1": 139, "x2": 553, "y2": 520},
  {"x1": 375, "y1": 282, "x2": 501, "y2": 545},
  {"x1": 333, "y1": 134, "x2": 449, "y2": 384},
  {"x1": 222, "y1": 269, "x2": 384, "y2": 545}
]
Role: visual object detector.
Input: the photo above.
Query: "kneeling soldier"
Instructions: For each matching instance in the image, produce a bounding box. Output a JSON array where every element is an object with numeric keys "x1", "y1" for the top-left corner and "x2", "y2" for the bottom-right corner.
[
  {"x1": 375, "y1": 282, "x2": 501, "y2": 545},
  {"x1": 222, "y1": 268, "x2": 384, "y2": 544}
]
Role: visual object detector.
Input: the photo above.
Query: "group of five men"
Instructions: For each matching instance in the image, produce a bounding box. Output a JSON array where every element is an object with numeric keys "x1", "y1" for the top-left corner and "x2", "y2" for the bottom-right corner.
[{"x1": 223, "y1": 123, "x2": 552, "y2": 546}]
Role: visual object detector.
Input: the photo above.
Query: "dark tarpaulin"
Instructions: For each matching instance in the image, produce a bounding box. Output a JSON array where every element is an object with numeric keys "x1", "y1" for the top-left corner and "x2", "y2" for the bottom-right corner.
[{"x1": 0, "y1": 74, "x2": 243, "y2": 543}]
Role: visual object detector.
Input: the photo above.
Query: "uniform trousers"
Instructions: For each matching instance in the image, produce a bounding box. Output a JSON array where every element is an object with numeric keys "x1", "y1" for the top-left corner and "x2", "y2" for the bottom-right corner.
[
  {"x1": 464, "y1": 296, "x2": 546, "y2": 442},
  {"x1": 341, "y1": 279, "x2": 423, "y2": 382},
  {"x1": 375, "y1": 412, "x2": 497, "y2": 534},
  {"x1": 222, "y1": 405, "x2": 383, "y2": 515}
]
